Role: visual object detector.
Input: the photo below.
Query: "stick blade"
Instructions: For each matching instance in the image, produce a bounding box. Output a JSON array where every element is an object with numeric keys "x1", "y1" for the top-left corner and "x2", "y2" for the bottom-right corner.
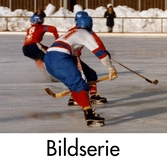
[
  {"x1": 146, "y1": 78, "x2": 158, "y2": 85},
  {"x1": 45, "y1": 88, "x2": 70, "y2": 98},
  {"x1": 152, "y1": 79, "x2": 158, "y2": 85},
  {"x1": 45, "y1": 88, "x2": 56, "y2": 97}
]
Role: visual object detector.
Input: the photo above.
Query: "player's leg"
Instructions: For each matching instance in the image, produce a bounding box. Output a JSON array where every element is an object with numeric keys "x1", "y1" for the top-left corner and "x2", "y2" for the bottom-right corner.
[
  {"x1": 22, "y1": 44, "x2": 58, "y2": 82},
  {"x1": 68, "y1": 58, "x2": 107, "y2": 105},
  {"x1": 44, "y1": 51, "x2": 105, "y2": 127},
  {"x1": 81, "y1": 61, "x2": 108, "y2": 104}
]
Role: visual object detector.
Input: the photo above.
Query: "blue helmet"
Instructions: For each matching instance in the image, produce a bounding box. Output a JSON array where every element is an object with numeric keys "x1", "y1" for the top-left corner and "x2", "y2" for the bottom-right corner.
[
  {"x1": 30, "y1": 14, "x2": 44, "y2": 24},
  {"x1": 75, "y1": 11, "x2": 92, "y2": 30},
  {"x1": 75, "y1": 11, "x2": 88, "y2": 22}
]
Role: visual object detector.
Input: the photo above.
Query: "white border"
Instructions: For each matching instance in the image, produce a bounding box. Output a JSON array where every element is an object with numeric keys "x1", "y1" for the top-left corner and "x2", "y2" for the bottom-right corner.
[{"x1": 0, "y1": 133, "x2": 166, "y2": 167}]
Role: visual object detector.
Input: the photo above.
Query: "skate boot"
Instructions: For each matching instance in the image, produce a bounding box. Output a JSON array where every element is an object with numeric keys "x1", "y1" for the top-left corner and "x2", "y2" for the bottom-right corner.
[
  {"x1": 83, "y1": 108, "x2": 105, "y2": 127},
  {"x1": 90, "y1": 93, "x2": 108, "y2": 104},
  {"x1": 68, "y1": 97, "x2": 78, "y2": 106}
]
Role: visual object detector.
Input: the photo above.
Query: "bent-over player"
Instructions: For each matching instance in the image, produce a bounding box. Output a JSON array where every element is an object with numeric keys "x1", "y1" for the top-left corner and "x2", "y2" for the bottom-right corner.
[
  {"x1": 44, "y1": 11, "x2": 118, "y2": 127},
  {"x1": 22, "y1": 12, "x2": 59, "y2": 81}
]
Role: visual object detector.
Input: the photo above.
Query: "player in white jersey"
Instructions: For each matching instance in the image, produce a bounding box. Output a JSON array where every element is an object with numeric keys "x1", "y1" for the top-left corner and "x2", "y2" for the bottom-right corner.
[{"x1": 44, "y1": 11, "x2": 118, "y2": 127}]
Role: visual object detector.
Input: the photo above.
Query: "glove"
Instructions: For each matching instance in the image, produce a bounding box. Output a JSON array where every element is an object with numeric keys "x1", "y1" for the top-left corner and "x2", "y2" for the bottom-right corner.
[
  {"x1": 109, "y1": 67, "x2": 118, "y2": 80},
  {"x1": 100, "y1": 55, "x2": 117, "y2": 80}
]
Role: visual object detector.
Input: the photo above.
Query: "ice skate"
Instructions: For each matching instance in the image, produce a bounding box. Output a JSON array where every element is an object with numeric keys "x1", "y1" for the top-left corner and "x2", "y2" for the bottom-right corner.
[
  {"x1": 90, "y1": 93, "x2": 108, "y2": 104},
  {"x1": 83, "y1": 108, "x2": 105, "y2": 127},
  {"x1": 68, "y1": 97, "x2": 78, "y2": 106}
]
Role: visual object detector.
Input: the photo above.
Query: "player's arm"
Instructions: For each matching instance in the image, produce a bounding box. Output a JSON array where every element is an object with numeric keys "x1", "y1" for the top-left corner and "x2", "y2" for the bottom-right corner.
[
  {"x1": 44, "y1": 25, "x2": 59, "y2": 39},
  {"x1": 85, "y1": 34, "x2": 118, "y2": 80}
]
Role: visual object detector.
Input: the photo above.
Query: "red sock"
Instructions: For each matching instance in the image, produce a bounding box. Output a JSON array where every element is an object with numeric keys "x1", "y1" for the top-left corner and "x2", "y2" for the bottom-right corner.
[
  {"x1": 71, "y1": 90, "x2": 91, "y2": 109},
  {"x1": 89, "y1": 84, "x2": 97, "y2": 95}
]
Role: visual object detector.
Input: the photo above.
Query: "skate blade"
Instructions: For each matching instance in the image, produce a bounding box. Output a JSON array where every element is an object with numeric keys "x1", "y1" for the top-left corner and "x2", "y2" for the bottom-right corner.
[
  {"x1": 91, "y1": 100, "x2": 108, "y2": 105},
  {"x1": 87, "y1": 120, "x2": 105, "y2": 127},
  {"x1": 68, "y1": 102, "x2": 78, "y2": 106}
]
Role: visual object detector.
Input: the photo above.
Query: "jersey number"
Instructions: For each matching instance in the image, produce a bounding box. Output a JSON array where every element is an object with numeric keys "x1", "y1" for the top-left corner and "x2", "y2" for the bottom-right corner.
[
  {"x1": 63, "y1": 29, "x2": 77, "y2": 40},
  {"x1": 25, "y1": 27, "x2": 36, "y2": 42}
]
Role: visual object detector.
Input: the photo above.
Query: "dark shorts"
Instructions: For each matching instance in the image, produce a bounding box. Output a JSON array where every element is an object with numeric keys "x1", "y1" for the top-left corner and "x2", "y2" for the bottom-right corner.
[
  {"x1": 22, "y1": 43, "x2": 45, "y2": 62},
  {"x1": 72, "y1": 57, "x2": 98, "y2": 82}
]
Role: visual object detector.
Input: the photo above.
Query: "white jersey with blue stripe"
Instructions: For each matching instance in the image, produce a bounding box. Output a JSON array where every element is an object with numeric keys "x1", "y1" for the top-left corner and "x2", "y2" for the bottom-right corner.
[{"x1": 47, "y1": 28, "x2": 107, "y2": 59}]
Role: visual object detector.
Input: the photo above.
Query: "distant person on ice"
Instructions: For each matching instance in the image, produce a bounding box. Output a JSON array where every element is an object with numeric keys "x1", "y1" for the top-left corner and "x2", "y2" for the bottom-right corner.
[
  {"x1": 104, "y1": 4, "x2": 116, "y2": 32},
  {"x1": 44, "y1": 11, "x2": 118, "y2": 127}
]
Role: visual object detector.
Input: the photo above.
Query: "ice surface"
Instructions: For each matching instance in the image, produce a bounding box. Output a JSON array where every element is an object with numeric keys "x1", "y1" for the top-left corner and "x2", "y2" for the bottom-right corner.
[{"x1": 0, "y1": 32, "x2": 167, "y2": 132}]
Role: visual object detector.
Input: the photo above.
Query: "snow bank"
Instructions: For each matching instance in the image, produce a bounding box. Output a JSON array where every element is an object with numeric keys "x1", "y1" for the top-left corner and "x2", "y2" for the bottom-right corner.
[{"x1": 1, "y1": 4, "x2": 167, "y2": 32}]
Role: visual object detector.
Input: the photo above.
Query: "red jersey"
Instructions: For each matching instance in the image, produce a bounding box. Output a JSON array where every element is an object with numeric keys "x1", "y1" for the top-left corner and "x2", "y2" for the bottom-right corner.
[{"x1": 23, "y1": 24, "x2": 59, "y2": 46}]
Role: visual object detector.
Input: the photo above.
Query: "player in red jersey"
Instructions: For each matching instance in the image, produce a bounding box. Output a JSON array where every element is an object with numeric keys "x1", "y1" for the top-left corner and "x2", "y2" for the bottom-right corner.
[{"x1": 22, "y1": 12, "x2": 59, "y2": 81}]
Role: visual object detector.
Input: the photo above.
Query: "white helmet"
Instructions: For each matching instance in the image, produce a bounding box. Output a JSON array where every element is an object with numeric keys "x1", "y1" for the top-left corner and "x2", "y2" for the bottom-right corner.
[{"x1": 107, "y1": 4, "x2": 112, "y2": 8}]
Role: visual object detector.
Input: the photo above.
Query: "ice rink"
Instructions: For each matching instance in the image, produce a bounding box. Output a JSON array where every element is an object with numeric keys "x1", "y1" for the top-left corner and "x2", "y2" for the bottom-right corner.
[{"x1": 0, "y1": 32, "x2": 167, "y2": 133}]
